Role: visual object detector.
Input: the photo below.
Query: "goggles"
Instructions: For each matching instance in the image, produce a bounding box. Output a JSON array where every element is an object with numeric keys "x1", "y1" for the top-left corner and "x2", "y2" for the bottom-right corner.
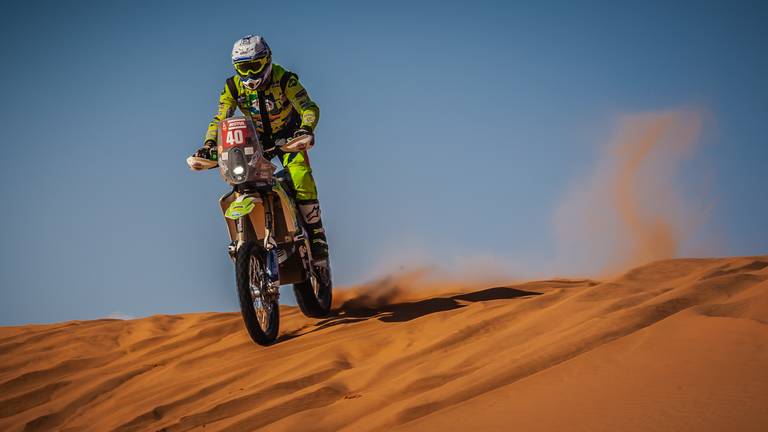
[{"x1": 234, "y1": 56, "x2": 270, "y2": 75}]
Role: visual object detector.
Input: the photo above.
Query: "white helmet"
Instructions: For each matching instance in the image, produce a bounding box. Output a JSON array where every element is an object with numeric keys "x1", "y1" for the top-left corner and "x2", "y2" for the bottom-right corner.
[{"x1": 231, "y1": 35, "x2": 273, "y2": 90}]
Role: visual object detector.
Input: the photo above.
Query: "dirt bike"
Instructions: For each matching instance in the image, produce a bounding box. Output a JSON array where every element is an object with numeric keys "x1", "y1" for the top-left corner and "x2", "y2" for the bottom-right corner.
[{"x1": 187, "y1": 116, "x2": 332, "y2": 346}]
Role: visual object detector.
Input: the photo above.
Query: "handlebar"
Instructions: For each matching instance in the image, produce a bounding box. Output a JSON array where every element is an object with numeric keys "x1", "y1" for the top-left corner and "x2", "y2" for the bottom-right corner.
[{"x1": 186, "y1": 134, "x2": 313, "y2": 171}]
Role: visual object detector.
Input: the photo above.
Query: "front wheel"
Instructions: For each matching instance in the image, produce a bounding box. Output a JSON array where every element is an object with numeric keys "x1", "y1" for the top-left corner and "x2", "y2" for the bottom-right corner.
[
  {"x1": 235, "y1": 242, "x2": 279, "y2": 345},
  {"x1": 293, "y1": 257, "x2": 333, "y2": 318}
]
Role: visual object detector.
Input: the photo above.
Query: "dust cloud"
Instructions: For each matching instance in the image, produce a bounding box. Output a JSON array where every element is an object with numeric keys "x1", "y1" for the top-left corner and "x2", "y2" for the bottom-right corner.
[
  {"x1": 332, "y1": 268, "x2": 501, "y2": 310},
  {"x1": 339, "y1": 110, "x2": 710, "y2": 307},
  {"x1": 555, "y1": 110, "x2": 707, "y2": 275}
]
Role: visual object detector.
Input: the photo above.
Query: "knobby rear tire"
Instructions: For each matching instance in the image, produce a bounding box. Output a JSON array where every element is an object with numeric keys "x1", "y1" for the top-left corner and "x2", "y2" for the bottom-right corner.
[
  {"x1": 293, "y1": 259, "x2": 333, "y2": 318},
  {"x1": 235, "y1": 241, "x2": 279, "y2": 345}
]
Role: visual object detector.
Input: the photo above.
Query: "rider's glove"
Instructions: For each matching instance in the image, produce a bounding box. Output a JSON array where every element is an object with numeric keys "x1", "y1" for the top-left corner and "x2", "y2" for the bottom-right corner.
[
  {"x1": 195, "y1": 140, "x2": 218, "y2": 160},
  {"x1": 293, "y1": 128, "x2": 313, "y2": 138}
]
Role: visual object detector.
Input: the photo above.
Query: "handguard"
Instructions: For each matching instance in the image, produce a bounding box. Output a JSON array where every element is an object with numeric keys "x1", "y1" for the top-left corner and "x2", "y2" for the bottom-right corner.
[
  {"x1": 280, "y1": 134, "x2": 314, "y2": 153},
  {"x1": 186, "y1": 156, "x2": 219, "y2": 171}
]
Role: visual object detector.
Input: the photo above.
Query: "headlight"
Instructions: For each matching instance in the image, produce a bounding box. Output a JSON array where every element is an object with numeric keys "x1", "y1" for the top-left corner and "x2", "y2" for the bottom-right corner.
[{"x1": 233, "y1": 166, "x2": 245, "y2": 175}]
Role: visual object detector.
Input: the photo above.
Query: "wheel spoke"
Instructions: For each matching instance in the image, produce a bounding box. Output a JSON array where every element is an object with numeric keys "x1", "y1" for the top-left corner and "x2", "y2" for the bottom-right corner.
[{"x1": 249, "y1": 254, "x2": 271, "y2": 331}]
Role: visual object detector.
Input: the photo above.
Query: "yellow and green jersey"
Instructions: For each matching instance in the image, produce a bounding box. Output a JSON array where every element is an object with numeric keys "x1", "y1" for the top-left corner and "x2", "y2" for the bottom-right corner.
[{"x1": 205, "y1": 64, "x2": 319, "y2": 144}]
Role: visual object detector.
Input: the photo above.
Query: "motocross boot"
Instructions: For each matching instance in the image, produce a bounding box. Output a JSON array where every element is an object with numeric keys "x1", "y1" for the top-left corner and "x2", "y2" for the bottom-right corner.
[{"x1": 298, "y1": 199, "x2": 329, "y2": 262}]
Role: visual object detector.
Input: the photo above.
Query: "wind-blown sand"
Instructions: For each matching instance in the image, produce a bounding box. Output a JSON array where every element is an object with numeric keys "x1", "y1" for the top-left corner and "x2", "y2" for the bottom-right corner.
[{"x1": 1, "y1": 256, "x2": 767, "y2": 431}]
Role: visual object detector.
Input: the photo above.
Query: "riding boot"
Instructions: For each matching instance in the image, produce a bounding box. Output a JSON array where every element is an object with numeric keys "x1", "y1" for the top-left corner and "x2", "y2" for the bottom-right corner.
[{"x1": 297, "y1": 199, "x2": 329, "y2": 261}]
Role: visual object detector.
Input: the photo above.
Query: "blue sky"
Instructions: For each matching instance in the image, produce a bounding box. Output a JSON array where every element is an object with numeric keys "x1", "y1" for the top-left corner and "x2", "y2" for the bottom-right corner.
[{"x1": 1, "y1": 0, "x2": 766, "y2": 325}]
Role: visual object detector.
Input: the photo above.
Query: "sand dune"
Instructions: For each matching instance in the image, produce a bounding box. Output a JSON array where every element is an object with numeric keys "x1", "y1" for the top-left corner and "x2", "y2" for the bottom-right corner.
[{"x1": 1, "y1": 256, "x2": 767, "y2": 431}]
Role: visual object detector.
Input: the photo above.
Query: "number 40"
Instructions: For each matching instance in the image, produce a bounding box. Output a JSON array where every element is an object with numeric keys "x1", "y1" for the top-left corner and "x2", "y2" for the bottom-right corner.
[{"x1": 226, "y1": 129, "x2": 244, "y2": 145}]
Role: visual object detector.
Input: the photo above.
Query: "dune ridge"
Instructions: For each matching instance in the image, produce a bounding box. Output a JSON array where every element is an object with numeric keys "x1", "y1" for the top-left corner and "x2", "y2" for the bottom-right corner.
[{"x1": 1, "y1": 255, "x2": 767, "y2": 431}]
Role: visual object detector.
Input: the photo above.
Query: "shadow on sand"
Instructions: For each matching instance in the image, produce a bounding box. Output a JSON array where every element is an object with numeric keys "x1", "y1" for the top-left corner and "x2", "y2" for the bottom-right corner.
[
  {"x1": 318, "y1": 286, "x2": 542, "y2": 330},
  {"x1": 275, "y1": 286, "x2": 542, "y2": 343}
]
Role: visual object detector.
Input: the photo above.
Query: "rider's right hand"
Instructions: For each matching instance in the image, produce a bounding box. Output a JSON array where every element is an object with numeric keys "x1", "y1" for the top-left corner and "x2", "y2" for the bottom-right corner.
[{"x1": 195, "y1": 141, "x2": 218, "y2": 160}]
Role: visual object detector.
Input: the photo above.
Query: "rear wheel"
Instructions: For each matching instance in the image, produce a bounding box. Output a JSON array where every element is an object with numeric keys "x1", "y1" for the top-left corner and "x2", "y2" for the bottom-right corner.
[
  {"x1": 235, "y1": 242, "x2": 279, "y2": 345},
  {"x1": 293, "y1": 251, "x2": 333, "y2": 318}
]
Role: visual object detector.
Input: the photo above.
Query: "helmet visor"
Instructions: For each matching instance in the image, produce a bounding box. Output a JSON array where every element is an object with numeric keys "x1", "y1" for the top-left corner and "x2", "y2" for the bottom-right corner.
[{"x1": 234, "y1": 57, "x2": 270, "y2": 75}]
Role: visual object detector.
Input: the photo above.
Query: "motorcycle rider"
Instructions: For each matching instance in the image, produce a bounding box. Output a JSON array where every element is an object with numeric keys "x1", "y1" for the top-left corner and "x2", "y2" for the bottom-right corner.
[{"x1": 195, "y1": 35, "x2": 329, "y2": 261}]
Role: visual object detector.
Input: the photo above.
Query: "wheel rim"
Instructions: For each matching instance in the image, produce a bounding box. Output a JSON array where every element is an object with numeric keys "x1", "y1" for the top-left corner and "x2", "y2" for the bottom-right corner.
[{"x1": 249, "y1": 254, "x2": 272, "y2": 331}]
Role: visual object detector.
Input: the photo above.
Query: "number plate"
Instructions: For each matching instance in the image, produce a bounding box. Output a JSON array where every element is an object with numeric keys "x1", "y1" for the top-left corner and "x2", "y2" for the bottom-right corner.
[{"x1": 220, "y1": 118, "x2": 251, "y2": 149}]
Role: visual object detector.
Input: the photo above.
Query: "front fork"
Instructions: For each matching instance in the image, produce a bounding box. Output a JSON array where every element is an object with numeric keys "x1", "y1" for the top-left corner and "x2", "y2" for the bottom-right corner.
[
  {"x1": 228, "y1": 192, "x2": 280, "y2": 296},
  {"x1": 262, "y1": 194, "x2": 280, "y2": 290}
]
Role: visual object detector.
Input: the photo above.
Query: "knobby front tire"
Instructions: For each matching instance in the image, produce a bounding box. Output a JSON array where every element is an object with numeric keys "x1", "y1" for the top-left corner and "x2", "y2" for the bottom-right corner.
[{"x1": 235, "y1": 242, "x2": 279, "y2": 345}]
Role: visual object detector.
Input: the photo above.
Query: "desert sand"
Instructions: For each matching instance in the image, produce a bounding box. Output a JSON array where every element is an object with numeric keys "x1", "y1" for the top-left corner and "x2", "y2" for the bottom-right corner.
[{"x1": 1, "y1": 256, "x2": 767, "y2": 431}]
